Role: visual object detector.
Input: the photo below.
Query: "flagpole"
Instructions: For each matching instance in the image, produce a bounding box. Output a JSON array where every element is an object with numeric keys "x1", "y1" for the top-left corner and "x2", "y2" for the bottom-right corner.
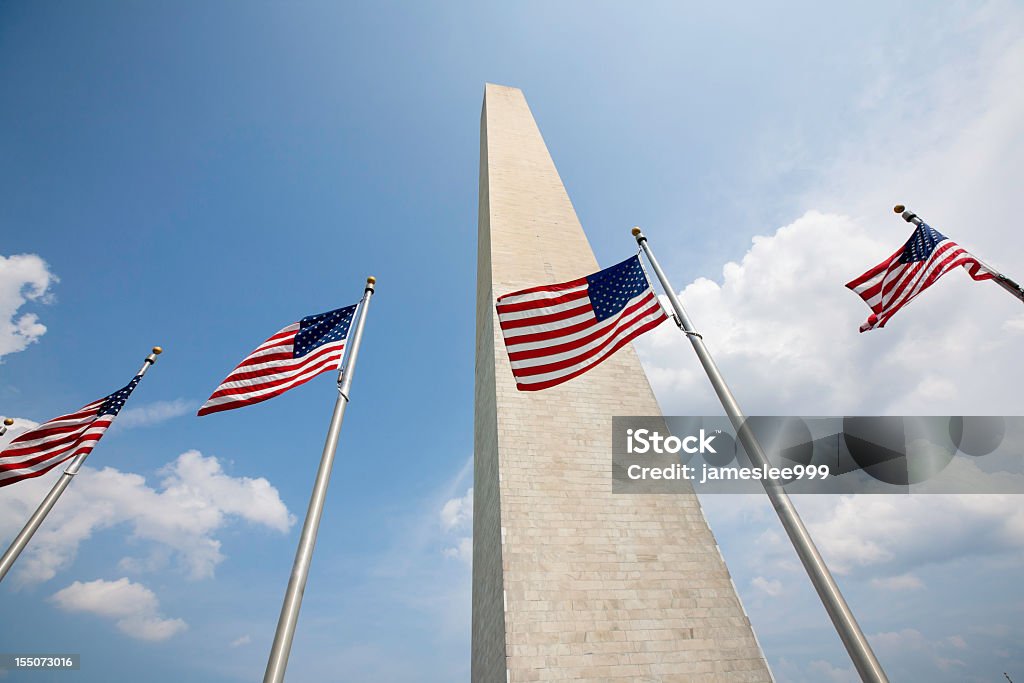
[
  {"x1": 0, "y1": 347, "x2": 163, "y2": 584},
  {"x1": 631, "y1": 228, "x2": 889, "y2": 683},
  {"x1": 894, "y1": 204, "x2": 1024, "y2": 304},
  {"x1": 262, "y1": 277, "x2": 375, "y2": 683},
  {"x1": 0, "y1": 418, "x2": 12, "y2": 436}
]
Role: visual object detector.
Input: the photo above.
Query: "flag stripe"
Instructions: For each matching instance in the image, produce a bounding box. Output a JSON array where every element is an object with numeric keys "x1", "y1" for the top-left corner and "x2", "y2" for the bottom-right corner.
[
  {"x1": 206, "y1": 342, "x2": 345, "y2": 397},
  {"x1": 198, "y1": 305, "x2": 357, "y2": 416},
  {"x1": 508, "y1": 293, "x2": 662, "y2": 366},
  {"x1": 513, "y1": 302, "x2": 667, "y2": 379},
  {"x1": 847, "y1": 223, "x2": 993, "y2": 332},
  {"x1": 205, "y1": 349, "x2": 344, "y2": 403},
  {"x1": 516, "y1": 316, "x2": 667, "y2": 391},
  {"x1": 0, "y1": 377, "x2": 141, "y2": 488},
  {"x1": 496, "y1": 255, "x2": 668, "y2": 391}
]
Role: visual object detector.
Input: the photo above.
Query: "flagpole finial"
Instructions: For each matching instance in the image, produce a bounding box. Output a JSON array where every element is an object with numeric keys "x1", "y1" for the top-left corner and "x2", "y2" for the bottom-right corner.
[
  {"x1": 152, "y1": 346, "x2": 163, "y2": 355},
  {"x1": 631, "y1": 227, "x2": 642, "y2": 236},
  {"x1": 365, "y1": 276, "x2": 376, "y2": 293},
  {"x1": 3, "y1": 418, "x2": 12, "y2": 426},
  {"x1": 893, "y1": 204, "x2": 905, "y2": 214}
]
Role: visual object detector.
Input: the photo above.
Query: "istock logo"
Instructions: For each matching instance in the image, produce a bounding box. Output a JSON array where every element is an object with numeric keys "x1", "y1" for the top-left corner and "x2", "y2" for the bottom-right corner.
[{"x1": 626, "y1": 428, "x2": 718, "y2": 454}]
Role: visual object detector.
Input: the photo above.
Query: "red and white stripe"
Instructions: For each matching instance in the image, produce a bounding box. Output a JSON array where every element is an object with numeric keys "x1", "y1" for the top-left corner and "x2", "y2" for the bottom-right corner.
[
  {"x1": 496, "y1": 277, "x2": 668, "y2": 391},
  {"x1": 198, "y1": 322, "x2": 346, "y2": 416},
  {"x1": 0, "y1": 400, "x2": 114, "y2": 487},
  {"x1": 847, "y1": 239, "x2": 992, "y2": 332}
]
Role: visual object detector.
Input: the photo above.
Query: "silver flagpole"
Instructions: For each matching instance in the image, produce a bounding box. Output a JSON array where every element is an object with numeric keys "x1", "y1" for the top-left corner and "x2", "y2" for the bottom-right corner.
[
  {"x1": 893, "y1": 204, "x2": 1024, "y2": 304},
  {"x1": 632, "y1": 228, "x2": 889, "y2": 683},
  {"x1": 263, "y1": 276, "x2": 376, "y2": 683},
  {"x1": 0, "y1": 418, "x2": 12, "y2": 436},
  {"x1": 0, "y1": 346, "x2": 163, "y2": 584}
]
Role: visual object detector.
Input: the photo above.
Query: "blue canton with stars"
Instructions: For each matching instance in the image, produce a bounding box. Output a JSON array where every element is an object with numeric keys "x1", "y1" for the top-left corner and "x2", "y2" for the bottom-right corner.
[
  {"x1": 586, "y1": 256, "x2": 653, "y2": 322},
  {"x1": 899, "y1": 223, "x2": 948, "y2": 263},
  {"x1": 294, "y1": 305, "x2": 357, "y2": 358},
  {"x1": 98, "y1": 376, "x2": 142, "y2": 417}
]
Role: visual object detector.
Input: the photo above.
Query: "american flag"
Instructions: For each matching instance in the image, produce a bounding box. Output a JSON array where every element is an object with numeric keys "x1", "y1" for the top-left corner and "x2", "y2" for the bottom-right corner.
[
  {"x1": 0, "y1": 376, "x2": 141, "y2": 488},
  {"x1": 846, "y1": 223, "x2": 993, "y2": 332},
  {"x1": 198, "y1": 305, "x2": 357, "y2": 416},
  {"x1": 496, "y1": 255, "x2": 668, "y2": 391}
]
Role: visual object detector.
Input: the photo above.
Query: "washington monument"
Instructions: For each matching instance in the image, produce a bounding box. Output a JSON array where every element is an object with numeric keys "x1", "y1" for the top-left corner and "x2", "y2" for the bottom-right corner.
[{"x1": 473, "y1": 83, "x2": 775, "y2": 682}]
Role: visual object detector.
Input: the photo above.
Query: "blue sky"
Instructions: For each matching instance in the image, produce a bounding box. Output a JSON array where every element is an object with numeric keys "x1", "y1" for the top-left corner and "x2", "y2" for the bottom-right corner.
[{"x1": 2, "y1": 2, "x2": 1023, "y2": 681}]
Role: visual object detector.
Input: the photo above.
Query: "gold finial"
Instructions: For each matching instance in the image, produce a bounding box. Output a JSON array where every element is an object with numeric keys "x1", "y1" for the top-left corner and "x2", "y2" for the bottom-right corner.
[
  {"x1": 152, "y1": 346, "x2": 163, "y2": 355},
  {"x1": 893, "y1": 204, "x2": 906, "y2": 214},
  {"x1": 366, "y1": 276, "x2": 376, "y2": 285},
  {"x1": 3, "y1": 418, "x2": 13, "y2": 426},
  {"x1": 631, "y1": 227, "x2": 642, "y2": 236}
]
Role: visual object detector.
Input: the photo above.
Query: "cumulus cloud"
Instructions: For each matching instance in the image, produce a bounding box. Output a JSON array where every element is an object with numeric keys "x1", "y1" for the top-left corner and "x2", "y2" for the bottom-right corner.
[
  {"x1": 774, "y1": 657, "x2": 858, "y2": 683},
  {"x1": 50, "y1": 578, "x2": 187, "y2": 641},
  {"x1": 802, "y1": 494, "x2": 1024, "y2": 576},
  {"x1": 440, "y1": 487, "x2": 472, "y2": 532},
  {"x1": 0, "y1": 450, "x2": 295, "y2": 585},
  {"x1": 638, "y1": 8, "x2": 1024, "y2": 680},
  {"x1": 871, "y1": 628, "x2": 969, "y2": 672},
  {"x1": 440, "y1": 487, "x2": 473, "y2": 565},
  {"x1": 442, "y1": 537, "x2": 472, "y2": 564},
  {"x1": 870, "y1": 573, "x2": 925, "y2": 591},
  {"x1": 751, "y1": 576, "x2": 782, "y2": 597},
  {"x1": 0, "y1": 253, "x2": 57, "y2": 360}
]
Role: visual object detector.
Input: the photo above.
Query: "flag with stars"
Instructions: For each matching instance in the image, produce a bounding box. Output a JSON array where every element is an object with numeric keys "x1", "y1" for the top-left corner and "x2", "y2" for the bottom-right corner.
[
  {"x1": 846, "y1": 223, "x2": 993, "y2": 332},
  {"x1": 0, "y1": 376, "x2": 142, "y2": 487},
  {"x1": 198, "y1": 304, "x2": 357, "y2": 416},
  {"x1": 496, "y1": 255, "x2": 668, "y2": 391}
]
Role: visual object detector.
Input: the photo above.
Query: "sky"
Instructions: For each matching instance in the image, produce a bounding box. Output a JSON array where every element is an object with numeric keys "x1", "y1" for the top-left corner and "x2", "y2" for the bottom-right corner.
[{"x1": 1, "y1": 1, "x2": 1023, "y2": 681}]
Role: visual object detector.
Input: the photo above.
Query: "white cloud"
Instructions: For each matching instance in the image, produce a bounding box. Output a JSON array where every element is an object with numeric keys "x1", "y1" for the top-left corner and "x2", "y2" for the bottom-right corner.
[
  {"x1": 0, "y1": 253, "x2": 57, "y2": 360},
  {"x1": 774, "y1": 657, "x2": 859, "y2": 683},
  {"x1": 0, "y1": 450, "x2": 295, "y2": 585},
  {"x1": 802, "y1": 494, "x2": 1024, "y2": 576},
  {"x1": 870, "y1": 628, "x2": 970, "y2": 672},
  {"x1": 870, "y1": 573, "x2": 925, "y2": 591},
  {"x1": 112, "y1": 399, "x2": 196, "y2": 431},
  {"x1": 805, "y1": 660, "x2": 859, "y2": 683},
  {"x1": 230, "y1": 634, "x2": 252, "y2": 648},
  {"x1": 442, "y1": 537, "x2": 472, "y2": 565},
  {"x1": 440, "y1": 487, "x2": 473, "y2": 566},
  {"x1": 440, "y1": 487, "x2": 472, "y2": 532},
  {"x1": 50, "y1": 578, "x2": 187, "y2": 642},
  {"x1": 945, "y1": 635, "x2": 967, "y2": 650},
  {"x1": 751, "y1": 576, "x2": 782, "y2": 597}
]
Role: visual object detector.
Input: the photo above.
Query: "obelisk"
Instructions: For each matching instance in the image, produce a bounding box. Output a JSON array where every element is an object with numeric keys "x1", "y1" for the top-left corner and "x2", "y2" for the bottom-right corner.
[{"x1": 473, "y1": 83, "x2": 774, "y2": 682}]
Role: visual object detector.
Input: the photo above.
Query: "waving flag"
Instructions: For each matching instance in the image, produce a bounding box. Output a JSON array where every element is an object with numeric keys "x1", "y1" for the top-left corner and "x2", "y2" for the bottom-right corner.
[
  {"x1": 0, "y1": 376, "x2": 142, "y2": 487},
  {"x1": 846, "y1": 223, "x2": 993, "y2": 332},
  {"x1": 199, "y1": 305, "x2": 357, "y2": 416},
  {"x1": 496, "y1": 255, "x2": 668, "y2": 391}
]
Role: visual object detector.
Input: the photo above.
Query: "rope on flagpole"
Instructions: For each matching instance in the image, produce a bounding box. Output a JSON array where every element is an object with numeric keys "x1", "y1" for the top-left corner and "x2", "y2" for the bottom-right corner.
[{"x1": 633, "y1": 231, "x2": 704, "y2": 339}]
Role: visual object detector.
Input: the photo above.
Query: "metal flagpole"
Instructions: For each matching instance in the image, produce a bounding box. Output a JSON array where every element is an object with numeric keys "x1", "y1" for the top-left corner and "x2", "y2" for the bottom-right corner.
[
  {"x1": 262, "y1": 276, "x2": 376, "y2": 683},
  {"x1": 0, "y1": 418, "x2": 12, "y2": 436},
  {"x1": 631, "y1": 227, "x2": 890, "y2": 683},
  {"x1": 894, "y1": 204, "x2": 1024, "y2": 304},
  {"x1": 0, "y1": 347, "x2": 163, "y2": 584}
]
